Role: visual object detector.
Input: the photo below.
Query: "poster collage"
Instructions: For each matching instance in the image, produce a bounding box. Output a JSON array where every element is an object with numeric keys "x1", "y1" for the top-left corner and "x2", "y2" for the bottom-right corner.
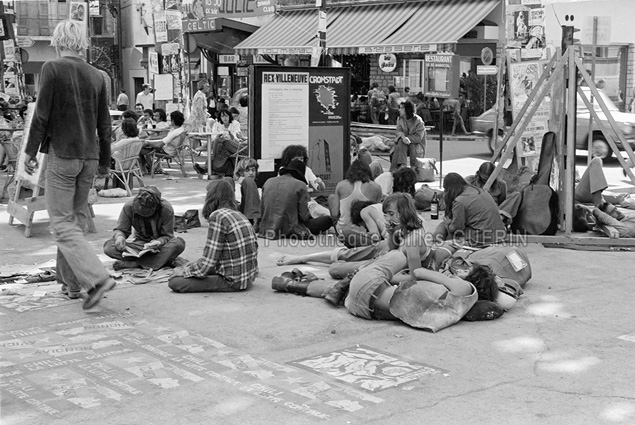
[{"x1": 506, "y1": 0, "x2": 550, "y2": 158}]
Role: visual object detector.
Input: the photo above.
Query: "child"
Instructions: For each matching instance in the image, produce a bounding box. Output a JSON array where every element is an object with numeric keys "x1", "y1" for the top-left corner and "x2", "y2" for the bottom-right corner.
[{"x1": 235, "y1": 157, "x2": 261, "y2": 230}]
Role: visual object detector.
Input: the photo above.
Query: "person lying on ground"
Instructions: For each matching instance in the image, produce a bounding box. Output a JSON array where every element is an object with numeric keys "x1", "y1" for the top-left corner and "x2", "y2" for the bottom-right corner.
[
  {"x1": 103, "y1": 186, "x2": 186, "y2": 271},
  {"x1": 169, "y1": 179, "x2": 258, "y2": 293},
  {"x1": 273, "y1": 250, "x2": 501, "y2": 332}
]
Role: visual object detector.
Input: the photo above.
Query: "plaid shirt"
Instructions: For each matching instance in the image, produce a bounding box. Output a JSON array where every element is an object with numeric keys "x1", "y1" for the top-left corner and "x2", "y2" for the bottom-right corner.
[{"x1": 183, "y1": 208, "x2": 258, "y2": 289}]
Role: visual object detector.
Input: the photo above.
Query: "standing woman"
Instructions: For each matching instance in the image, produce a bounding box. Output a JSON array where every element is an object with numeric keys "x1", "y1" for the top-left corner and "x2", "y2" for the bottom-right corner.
[
  {"x1": 390, "y1": 100, "x2": 426, "y2": 172},
  {"x1": 432, "y1": 173, "x2": 506, "y2": 259}
]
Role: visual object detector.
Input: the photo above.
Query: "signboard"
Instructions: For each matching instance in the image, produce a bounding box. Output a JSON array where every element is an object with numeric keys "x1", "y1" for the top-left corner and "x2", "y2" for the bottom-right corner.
[
  {"x1": 149, "y1": 51, "x2": 159, "y2": 75},
  {"x1": 68, "y1": 1, "x2": 87, "y2": 25},
  {"x1": 16, "y1": 36, "x2": 34, "y2": 48},
  {"x1": 423, "y1": 53, "x2": 460, "y2": 99},
  {"x1": 481, "y1": 47, "x2": 493, "y2": 66},
  {"x1": 182, "y1": 0, "x2": 275, "y2": 33},
  {"x1": 153, "y1": 11, "x2": 168, "y2": 43},
  {"x1": 582, "y1": 16, "x2": 611, "y2": 45},
  {"x1": 359, "y1": 45, "x2": 434, "y2": 54},
  {"x1": 378, "y1": 54, "x2": 397, "y2": 73},
  {"x1": 477, "y1": 65, "x2": 498, "y2": 75},
  {"x1": 252, "y1": 65, "x2": 350, "y2": 194},
  {"x1": 219, "y1": 54, "x2": 238, "y2": 64}
]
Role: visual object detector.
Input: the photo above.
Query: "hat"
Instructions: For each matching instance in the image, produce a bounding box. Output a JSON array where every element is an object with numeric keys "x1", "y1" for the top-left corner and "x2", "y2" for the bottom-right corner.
[
  {"x1": 133, "y1": 186, "x2": 161, "y2": 217},
  {"x1": 279, "y1": 159, "x2": 307, "y2": 184}
]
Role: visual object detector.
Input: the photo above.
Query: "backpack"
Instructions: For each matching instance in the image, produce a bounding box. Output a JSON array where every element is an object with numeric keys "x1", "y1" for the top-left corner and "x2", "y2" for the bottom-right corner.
[{"x1": 465, "y1": 245, "x2": 532, "y2": 288}]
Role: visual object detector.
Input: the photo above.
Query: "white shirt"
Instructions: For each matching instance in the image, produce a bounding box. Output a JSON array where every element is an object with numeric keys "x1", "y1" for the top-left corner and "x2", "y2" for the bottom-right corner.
[{"x1": 136, "y1": 91, "x2": 154, "y2": 110}]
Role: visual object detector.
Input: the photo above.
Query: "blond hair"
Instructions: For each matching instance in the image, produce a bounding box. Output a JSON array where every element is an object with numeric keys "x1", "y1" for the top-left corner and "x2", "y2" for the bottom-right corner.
[{"x1": 50, "y1": 20, "x2": 89, "y2": 52}]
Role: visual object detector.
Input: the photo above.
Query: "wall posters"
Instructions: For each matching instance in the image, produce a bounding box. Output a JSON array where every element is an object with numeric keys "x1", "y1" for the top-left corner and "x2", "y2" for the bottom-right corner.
[
  {"x1": 506, "y1": 0, "x2": 546, "y2": 58},
  {"x1": 252, "y1": 66, "x2": 350, "y2": 193},
  {"x1": 508, "y1": 60, "x2": 550, "y2": 156}
]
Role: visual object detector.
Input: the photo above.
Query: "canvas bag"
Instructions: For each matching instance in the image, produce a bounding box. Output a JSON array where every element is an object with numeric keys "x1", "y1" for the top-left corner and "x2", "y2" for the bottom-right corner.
[
  {"x1": 464, "y1": 245, "x2": 532, "y2": 288},
  {"x1": 414, "y1": 184, "x2": 445, "y2": 211}
]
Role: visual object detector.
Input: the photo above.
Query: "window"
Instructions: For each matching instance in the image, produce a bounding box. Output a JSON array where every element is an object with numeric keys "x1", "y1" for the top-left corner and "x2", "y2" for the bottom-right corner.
[{"x1": 403, "y1": 59, "x2": 424, "y2": 94}]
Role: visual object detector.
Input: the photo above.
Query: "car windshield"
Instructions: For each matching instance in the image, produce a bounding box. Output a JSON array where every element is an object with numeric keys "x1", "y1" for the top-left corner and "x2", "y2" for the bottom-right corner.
[{"x1": 577, "y1": 88, "x2": 618, "y2": 112}]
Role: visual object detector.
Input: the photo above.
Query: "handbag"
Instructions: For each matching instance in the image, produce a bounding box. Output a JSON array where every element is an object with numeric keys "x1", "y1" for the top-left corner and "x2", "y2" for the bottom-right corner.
[{"x1": 174, "y1": 209, "x2": 202, "y2": 233}]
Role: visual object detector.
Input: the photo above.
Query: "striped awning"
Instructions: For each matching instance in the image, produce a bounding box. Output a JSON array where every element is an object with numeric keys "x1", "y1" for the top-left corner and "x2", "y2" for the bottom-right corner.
[{"x1": 234, "y1": 0, "x2": 500, "y2": 56}]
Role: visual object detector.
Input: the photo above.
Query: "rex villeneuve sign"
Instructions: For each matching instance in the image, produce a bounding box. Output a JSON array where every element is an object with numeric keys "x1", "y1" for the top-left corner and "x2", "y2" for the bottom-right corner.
[{"x1": 182, "y1": 0, "x2": 276, "y2": 32}]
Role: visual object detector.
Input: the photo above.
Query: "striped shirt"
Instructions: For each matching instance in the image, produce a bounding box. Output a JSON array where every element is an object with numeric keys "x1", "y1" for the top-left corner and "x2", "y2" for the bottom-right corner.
[{"x1": 183, "y1": 208, "x2": 258, "y2": 290}]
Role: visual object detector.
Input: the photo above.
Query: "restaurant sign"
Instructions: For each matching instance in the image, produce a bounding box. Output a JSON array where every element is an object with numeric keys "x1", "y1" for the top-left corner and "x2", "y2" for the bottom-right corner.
[
  {"x1": 182, "y1": 0, "x2": 276, "y2": 33},
  {"x1": 359, "y1": 44, "x2": 435, "y2": 54}
]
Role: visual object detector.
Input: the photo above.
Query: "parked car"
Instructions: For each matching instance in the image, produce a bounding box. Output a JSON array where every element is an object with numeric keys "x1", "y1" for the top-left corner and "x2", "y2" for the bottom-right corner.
[{"x1": 470, "y1": 87, "x2": 635, "y2": 158}]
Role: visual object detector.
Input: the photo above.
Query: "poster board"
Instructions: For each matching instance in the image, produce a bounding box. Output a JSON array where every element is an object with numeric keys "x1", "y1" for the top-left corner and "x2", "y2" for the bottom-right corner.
[
  {"x1": 251, "y1": 65, "x2": 350, "y2": 194},
  {"x1": 16, "y1": 103, "x2": 46, "y2": 186},
  {"x1": 508, "y1": 60, "x2": 550, "y2": 157},
  {"x1": 153, "y1": 73, "x2": 173, "y2": 101}
]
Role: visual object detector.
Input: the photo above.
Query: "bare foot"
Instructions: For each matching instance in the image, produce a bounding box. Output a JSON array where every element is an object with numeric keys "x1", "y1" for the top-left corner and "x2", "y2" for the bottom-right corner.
[{"x1": 276, "y1": 255, "x2": 306, "y2": 266}]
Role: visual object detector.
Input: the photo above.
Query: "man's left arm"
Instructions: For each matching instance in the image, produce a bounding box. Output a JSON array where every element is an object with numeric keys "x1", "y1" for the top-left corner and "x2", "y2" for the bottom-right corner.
[{"x1": 155, "y1": 203, "x2": 176, "y2": 246}]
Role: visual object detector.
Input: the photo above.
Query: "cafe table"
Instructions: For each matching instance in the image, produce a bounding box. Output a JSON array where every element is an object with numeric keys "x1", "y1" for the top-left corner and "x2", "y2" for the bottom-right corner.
[{"x1": 188, "y1": 132, "x2": 215, "y2": 180}]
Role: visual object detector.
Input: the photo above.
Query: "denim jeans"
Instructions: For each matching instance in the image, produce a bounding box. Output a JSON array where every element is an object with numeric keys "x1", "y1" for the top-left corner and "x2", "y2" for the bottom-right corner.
[{"x1": 46, "y1": 149, "x2": 111, "y2": 293}]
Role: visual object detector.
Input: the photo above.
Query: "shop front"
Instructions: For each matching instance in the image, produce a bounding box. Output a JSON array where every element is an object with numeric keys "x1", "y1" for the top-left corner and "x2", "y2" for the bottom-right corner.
[
  {"x1": 235, "y1": 0, "x2": 503, "y2": 115},
  {"x1": 186, "y1": 18, "x2": 258, "y2": 103}
]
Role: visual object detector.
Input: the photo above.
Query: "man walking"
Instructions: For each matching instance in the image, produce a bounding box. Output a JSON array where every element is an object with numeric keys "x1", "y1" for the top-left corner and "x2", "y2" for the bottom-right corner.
[{"x1": 24, "y1": 20, "x2": 115, "y2": 309}]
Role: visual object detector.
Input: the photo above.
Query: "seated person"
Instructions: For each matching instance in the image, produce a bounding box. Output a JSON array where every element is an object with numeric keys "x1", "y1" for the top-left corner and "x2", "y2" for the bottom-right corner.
[
  {"x1": 194, "y1": 109, "x2": 245, "y2": 177},
  {"x1": 279, "y1": 144, "x2": 329, "y2": 219},
  {"x1": 465, "y1": 162, "x2": 508, "y2": 205},
  {"x1": 140, "y1": 110, "x2": 186, "y2": 173},
  {"x1": 153, "y1": 108, "x2": 170, "y2": 130},
  {"x1": 168, "y1": 179, "x2": 258, "y2": 293},
  {"x1": 235, "y1": 157, "x2": 261, "y2": 230},
  {"x1": 433, "y1": 173, "x2": 507, "y2": 252},
  {"x1": 332, "y1": 160, "x2": 383, "y2": 248},
  {"x1": 137, "y1": 108, "x2": 155, "y2": 130},
  {"x1": 390, "y1": 100, "x2": 426, "y2": 172},
  {"x1": 350, "y1": 200, "x2": 387, "y2": 243},
  {"x1": 111, "y1": 118, "x2": 140, "y2": 153},
  {"x1": 112, "y1": 110, "x2": 139, "y2": 142},
  {"x1": 103, "y1": 186, "x2": 186, "y2": 271},
  {"x1": 259, "y1": 159, "x2": 332, "y2": 239},
  {"x1": 228, "y1": 107, "x2": 247, "y2": 142}
]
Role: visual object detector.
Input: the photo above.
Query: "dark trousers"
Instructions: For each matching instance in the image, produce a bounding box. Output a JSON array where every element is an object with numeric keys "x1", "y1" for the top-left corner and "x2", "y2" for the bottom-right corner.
[
  {"x1": 306, "y1": 216, "x2": 333, "y2": 235},
  {"x1": 168, "y1": 275, "x2": 248, "y2": 293},
  {"x1": 103, "y1": 237, "x2": 186, "y2": 269}
]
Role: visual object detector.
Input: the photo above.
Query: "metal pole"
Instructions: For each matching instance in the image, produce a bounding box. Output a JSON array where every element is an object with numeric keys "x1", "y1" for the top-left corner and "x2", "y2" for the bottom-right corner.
[
  {"x1": 586, "y1": 16, "x2": 598, "y2": 165},
  {"x1": 85, "y1": 0, "x2": 91, "y2": 63},
  {"x1": 483, "y1": 75, "x2": 487, "y2": 112},
  {"x1": 439, "y1": 99, "x2": 444, "y2": 188}
]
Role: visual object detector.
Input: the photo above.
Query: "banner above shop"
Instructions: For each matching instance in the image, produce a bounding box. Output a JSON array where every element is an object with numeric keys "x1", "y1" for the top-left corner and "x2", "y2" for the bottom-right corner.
[
  {"x1": 358, "y1": 45, "x2": 436, "y2": 55},
  {"x1": 182, "y1": 0, "x2": 276, "y2": 33}
]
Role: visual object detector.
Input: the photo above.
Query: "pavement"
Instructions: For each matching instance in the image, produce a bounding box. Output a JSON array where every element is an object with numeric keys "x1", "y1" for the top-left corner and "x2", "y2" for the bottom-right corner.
[{"x1": 1, "y1": 157, "x2": 635, "y2": 425}]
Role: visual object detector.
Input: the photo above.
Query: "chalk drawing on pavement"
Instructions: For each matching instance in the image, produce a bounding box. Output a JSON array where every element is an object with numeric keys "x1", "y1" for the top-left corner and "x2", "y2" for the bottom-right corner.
[{"x1": 291, "y1": 345, "x2": 446, "y2": 392}]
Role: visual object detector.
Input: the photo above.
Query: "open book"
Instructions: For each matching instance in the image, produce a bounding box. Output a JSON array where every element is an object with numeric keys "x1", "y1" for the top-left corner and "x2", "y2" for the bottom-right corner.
[{"x1": 122, "y1": 246, "x2": 158, "y2": 259}]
